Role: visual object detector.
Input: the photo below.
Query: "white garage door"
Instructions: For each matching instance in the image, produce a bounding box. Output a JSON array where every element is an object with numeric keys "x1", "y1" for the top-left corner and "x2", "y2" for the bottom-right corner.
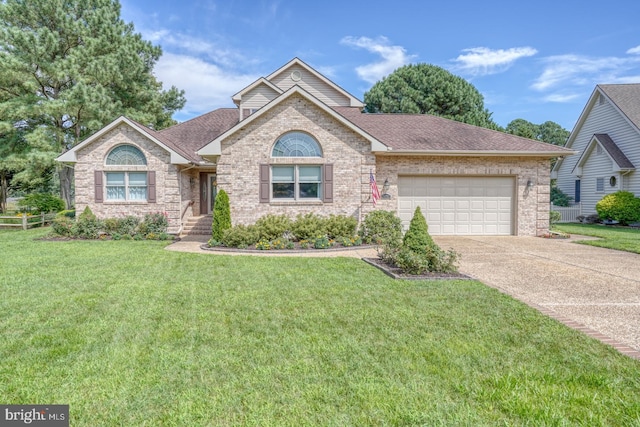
[{"x1": 398, "y1": 176, "x2": 514, "y2": 235}]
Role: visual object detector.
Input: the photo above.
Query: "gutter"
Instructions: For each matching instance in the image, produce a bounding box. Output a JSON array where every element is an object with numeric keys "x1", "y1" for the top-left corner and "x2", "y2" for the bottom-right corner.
[{"x1": 372, "y1": 150, "x2": 578, "y2": 157}]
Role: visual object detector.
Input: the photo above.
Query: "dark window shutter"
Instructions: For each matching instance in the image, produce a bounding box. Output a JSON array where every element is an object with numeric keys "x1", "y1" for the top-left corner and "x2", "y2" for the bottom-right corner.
[
  {"x1": 575, "y1": 179, "x2": 581, "y2": 203},
  {"x1": 259, "y1": 164, "x2": 270, "y2": 203},
  {"x1": 147, "y1": 171, "x2": 156, "y2": 203},
  {"x1": 242, "y1": 109, "x2": 251, "y2": 120},
  {"x1": 322, "y1": 163, "x2": 333, "y2": 203},
  {"x1": 94, "y1": 171, "x2": 103, "y2": 203}
]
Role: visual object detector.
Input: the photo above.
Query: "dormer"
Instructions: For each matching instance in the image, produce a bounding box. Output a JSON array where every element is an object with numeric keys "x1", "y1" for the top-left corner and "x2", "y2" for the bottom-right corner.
[{"x1": 232, "y1": 78, "x2": 283, "y2": 121}]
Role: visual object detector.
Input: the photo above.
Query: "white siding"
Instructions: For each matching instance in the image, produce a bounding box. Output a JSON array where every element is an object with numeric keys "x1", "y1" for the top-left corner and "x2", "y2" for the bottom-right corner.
[
  {"x1": 556, "y1": 95, "x2": 640, "y2": 212},
  {"x1": 581, "y1": 148, "x2": 615, "y2": 214},
  {"x1": 269, "y1": 64, "x2": 351, "y2": 107}
]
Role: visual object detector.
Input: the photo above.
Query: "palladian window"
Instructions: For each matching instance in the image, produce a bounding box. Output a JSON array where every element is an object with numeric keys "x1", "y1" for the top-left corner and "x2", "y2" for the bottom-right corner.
[{"x1": 102, "y1": 145, "x2": 150, "y2": 202}]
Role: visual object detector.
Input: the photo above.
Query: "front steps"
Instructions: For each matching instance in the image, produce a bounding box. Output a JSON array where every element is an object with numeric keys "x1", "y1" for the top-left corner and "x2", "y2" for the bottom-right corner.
[{"x1": 181, "y1": 215, "x2": 212, "y2": 236}]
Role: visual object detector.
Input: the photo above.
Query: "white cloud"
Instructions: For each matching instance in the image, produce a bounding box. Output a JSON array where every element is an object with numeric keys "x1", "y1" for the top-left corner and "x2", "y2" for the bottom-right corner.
[
  {"x1": 453, "y1": 46, "x2": 538, "y2": 75},
  {"x1": 542, "y1": 93, "x2": 581, "y2": 103},
  {"x1": 627, "y1": 45, "x2": 640, "y2": 55},
  {"x1": 340, "y1": 36, "x2": 415, "y2": 84},
  {"x1": 531, "y1": 54, "x2": 640, "y2": 91},
  {"x1": 155, "y1": 53, "x2": 259, "y2": 117}
]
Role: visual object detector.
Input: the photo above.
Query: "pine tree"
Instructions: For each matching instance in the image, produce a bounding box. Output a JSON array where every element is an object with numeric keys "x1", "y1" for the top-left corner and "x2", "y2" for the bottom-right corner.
[
  {"x1": 0, "y1": 0, "x2": 186, "y2": 207},
  {"x1": 212, "y1": 189, "x2": 231, "y2": 242},
  {"x1": 402, "y1": 206, "x2": 435, "y2": 256}
]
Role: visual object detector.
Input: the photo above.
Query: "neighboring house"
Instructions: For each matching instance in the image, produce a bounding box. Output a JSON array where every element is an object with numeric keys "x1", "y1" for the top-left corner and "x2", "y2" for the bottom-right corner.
[
  {"x1": 553, "y1": 84, "x2": 639, "y2": 215},
  {"x1": 57, "y1": 58, "x2": 572, "y2": 236}
]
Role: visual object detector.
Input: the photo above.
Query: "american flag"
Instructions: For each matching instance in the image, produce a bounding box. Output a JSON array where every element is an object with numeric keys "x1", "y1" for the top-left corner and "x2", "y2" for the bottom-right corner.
[{"x1": 370, "y1": 171, "x2": 381, "y2": 206}]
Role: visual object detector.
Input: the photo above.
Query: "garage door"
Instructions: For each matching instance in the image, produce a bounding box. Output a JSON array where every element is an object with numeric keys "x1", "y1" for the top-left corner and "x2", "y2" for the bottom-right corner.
[{"x1": 398, "y1": 176, "x2": 514, "y2": 235}]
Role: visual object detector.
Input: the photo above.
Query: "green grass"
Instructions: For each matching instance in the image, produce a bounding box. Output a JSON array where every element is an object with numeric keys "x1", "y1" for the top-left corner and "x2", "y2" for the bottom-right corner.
[
  {"x1": 1, "y1": 228, "x2": 640, "y2": 426},
  {"x1": 554, "y1": 223, "x2": 640, "y2": 254}
]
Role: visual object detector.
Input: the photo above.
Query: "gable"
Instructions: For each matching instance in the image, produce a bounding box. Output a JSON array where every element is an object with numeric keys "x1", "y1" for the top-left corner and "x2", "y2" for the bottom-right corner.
[
  {"x1": 56, "y1": 117, "x2": 190, "y2": 164},
  {"x1": 266, "y1": 58, "x2": 363, "y2": 108},
  {"x1": 571, "y1": 134, "x2": 635, "y2": 176}
]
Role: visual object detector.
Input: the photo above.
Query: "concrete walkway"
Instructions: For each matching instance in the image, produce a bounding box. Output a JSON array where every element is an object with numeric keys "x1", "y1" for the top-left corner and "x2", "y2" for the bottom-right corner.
[
  {"x1": 435, "y1": 235, "x2": 640, "y2": 358},
  {"x1": 167, "y1": 234, "x2": 640, "y2": 359}
]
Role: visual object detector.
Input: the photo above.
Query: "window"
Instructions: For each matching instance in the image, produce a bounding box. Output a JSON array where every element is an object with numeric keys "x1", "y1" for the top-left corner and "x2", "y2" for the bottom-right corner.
[
  {"x1": 596, "y1": 177, "x2": 605, "y2": 192},
  {"x1": 106, "y1": 145, "x2": 147, "y2": 165},
  {"x1": 272, "y1": 132, "x2": 322, "y2": 157},
  {"x1": 260, "y1": 132, "x2": 332, "y2": 203},
  {"x1": 272, "y1": 165, "x2": 321, "y2": 200},
  {"x1": 106, "y1": 172, "x2": 147, "y2": 201},
  {"x1": 100, "y1": 145, "x2": 150, "y2": 202}
]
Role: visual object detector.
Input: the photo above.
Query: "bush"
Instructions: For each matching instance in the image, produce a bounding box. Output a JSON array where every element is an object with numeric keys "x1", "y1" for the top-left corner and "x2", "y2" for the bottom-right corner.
[
  {"x1": 139, "y1": 212, "x2": 168, "y2": 235},
  {"x1": 78, "y1": 206, "x2": 96, "y2": 221},
  {"x1": 325, "y1": 214, "x2": 357, "y2": 239},
  {"x1": 402, "y1": 206, "x2": 435, "y2": 256},
  {"x1": 18, "y1": 193, "x2": 65, "y2": 214},
  {"x1": 291, "y1": 213, "x2": 327, "y2": 241},
  {"x1": 549, "y1": 210, "x2": 561, "y2": 224},
  {"x1": 550, "y1": 186, "x2": 573, "y2": 207},
  {"x1": 117, "y1": 216, "x2": 141, "y2": 236},
  {"x1": 359, "y1": 210, "x2": 403, "y2": 247},
  {"x1": 255, "y1": 214, "x2": 292, "y2": 241},
  {"x1": 56, "y1": 209, "x2": 76, "y2": 219},
  {"x1": 72, "y1": 216, "x2": 103, "y2": 239},
  {"x1": 51, "y1": 216, "x2": 74, "y2": 237},
  {"x1": 221, "y1": 224, "x2": 260, "y2": 248},
  {"x1": 595, "y1": 191, "x2": 640, "y2": 225},
  {"x1": 212, "y1": 189, "x2": 231, "y2": 241}
]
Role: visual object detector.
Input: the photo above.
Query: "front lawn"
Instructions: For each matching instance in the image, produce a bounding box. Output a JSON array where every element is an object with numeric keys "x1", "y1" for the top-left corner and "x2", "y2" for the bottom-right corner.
[
  {"x1": 553, "y1": 223, "x2": 640, "y2": 254},
  {"x1": 1, "y1": 228, "x2": 639, "y2": 425}
]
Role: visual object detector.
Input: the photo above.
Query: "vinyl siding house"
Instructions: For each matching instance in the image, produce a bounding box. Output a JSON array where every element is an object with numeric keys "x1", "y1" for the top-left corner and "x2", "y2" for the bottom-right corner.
[
  {"x1": 57, "y1": 58, "x2": 572, "y2": 236},
  {"x1": 553, "y1": 84, "x2": 640, "y2": 215}
]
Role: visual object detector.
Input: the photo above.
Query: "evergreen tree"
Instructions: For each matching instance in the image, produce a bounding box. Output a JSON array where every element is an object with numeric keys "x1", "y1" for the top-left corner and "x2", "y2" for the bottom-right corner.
[
  {"x1": 211, "y1": 189, "x2": 231, "y2": 241},
  {"x1": 0, "y1": 0, "x2": 186, "y2": 208},
  {"x1": 402, "y1": 206, "x2": 435, "y2": 256},
  {"x1": 364, "y1": 63, "x2": 500, "y2": 130}
]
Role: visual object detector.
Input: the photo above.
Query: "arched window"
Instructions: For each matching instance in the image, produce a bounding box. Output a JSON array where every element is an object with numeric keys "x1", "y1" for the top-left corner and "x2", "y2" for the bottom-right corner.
[
  {"x1": 264, "y1": 132, "x2": 330, "y2": 202},
  {"x1": 272, "y1": 132, "x2": 322, "y2": 157},
  {"x1": 103, "y1": 145, "x2": 149, "y2": 201},
  {"x1": 106, "y1": 145, "x2": 147, "y2": 165}
]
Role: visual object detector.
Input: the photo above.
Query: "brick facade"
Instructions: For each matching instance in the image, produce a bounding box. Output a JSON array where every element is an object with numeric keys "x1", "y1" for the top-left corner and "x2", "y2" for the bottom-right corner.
[
  {"x1": 74, "y1": 124, "x2": 185, "y2": 234},
  {"x1": 72, "y1": 104, "x2": 552, "y2": 236}
]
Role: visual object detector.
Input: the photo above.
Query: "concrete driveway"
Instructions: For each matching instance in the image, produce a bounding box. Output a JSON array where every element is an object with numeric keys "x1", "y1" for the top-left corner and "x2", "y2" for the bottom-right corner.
[{"x1": 434, "y1": 235, "x2": 640, "y2": 359}]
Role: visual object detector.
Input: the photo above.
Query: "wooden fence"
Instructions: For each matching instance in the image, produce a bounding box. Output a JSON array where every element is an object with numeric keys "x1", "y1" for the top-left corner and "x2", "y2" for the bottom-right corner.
[{"x1": 0, "y1": 213, "x2": 57, "y2": 230}]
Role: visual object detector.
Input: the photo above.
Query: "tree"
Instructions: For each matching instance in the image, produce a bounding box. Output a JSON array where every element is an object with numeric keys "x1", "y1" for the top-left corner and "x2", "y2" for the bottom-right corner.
[
  {"x1": 211, "y1": 189, "x2": 231, "y2": 241},
  {"x1": 505, "y1": 119, "x2": 569, "y2": 146},
  {"x1": 364, "y1": 63, "x2": 500, "y2": 130},
  {"x1": 402, "y1": 206, "x2": 434, "y2": 256},
  {"x1": 0, "y1": 0, "x2": 186, "y2": 208}
]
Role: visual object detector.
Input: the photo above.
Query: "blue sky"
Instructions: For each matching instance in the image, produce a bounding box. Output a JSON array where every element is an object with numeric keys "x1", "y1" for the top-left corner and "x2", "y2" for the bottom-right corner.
[{"x1": 120, "y1": 0, "x2": 640, "y2": 131}]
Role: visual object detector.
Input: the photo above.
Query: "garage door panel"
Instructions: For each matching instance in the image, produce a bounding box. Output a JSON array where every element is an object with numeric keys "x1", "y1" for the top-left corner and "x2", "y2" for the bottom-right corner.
[{"x1": 398, "y1": 176, "x2": 514, "y2": 235}]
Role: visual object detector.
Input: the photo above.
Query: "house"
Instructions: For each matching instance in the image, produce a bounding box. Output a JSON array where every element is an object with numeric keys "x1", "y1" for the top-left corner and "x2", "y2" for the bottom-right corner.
[
  {"x1": 553, "y1": 84, "x2": 639, "y2": 215},
  {"x1": 56, "y1": 58, "x2": 572, "y2": 236}
]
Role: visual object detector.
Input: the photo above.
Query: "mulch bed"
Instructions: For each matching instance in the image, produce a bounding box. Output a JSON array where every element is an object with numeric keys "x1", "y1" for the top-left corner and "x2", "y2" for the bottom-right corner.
[
  {"x1": 199, "y1": 243, "x2": 375, "y2": 253},
  {"x1": 363, "y1": 257, "x2": 473, "y2": 281}
]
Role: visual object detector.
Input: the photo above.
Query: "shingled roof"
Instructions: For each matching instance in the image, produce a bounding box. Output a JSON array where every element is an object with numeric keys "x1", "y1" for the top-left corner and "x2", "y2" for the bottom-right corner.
[
  {"x1": 598, "y1": 84, "x2": 640, "y2": 130},
  {"x1": 333, "y1": 107, "x2": 571, "y2": 156},
  {"x1": 593, "y1": 133, "x2": 635, "y2": 169}
]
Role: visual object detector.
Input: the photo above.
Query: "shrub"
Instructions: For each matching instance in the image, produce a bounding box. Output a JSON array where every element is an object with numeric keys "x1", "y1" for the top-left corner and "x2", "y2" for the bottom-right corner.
[
  {"x1": 325, "y1": 214, "x2": 357, "y2": 239},
  {"x1": 139, "y1": 212, "x2": 168, "y2": 235},
  {"x1": 549, "y1": 210, "x2": 561, "y2": 224},
  {"x1": 595, "y1": 191, "x2": 640, "y2": 225},
  {"x1": 359, "y1": 210, "x2": 403, "y2": 247},
  {"x1": 56, "y1": 209, "x2": 76, "y2": 219},
  {"x1": 221, "y1": 224, "x2": 260, "y2": 248},
  {"x1": 291, "y1": 213, "x2": 327, "y2": 241},
  {"x1": 256, "y1": 239, "x2": 271, "y2": 250},
  {"x1": 78, "y1": 206, "x2": 96, "y2": 221},
  {"x1": 17, "y1": 193, "x2": 65, "y2": 214},
  {"x1": 402, "y1": 206, "x2": 435, "y2": 256},
  {"x1": 72, "y1": 216, "x2": 103, "y2": 239},
  {"x1": 255, "y1": 214, "x2": 292, "y2": 241},
  {"x1": 212, "y1": 189, "x2": 231, "y2": 241},
  {"x1": 51, "y1": 216, "x2": 74, "y2": 237},
  {"x1": 550, "y1": 186, "x2": 573, "y2": 207},
  {"x1": 313, "y1": 235, "x2": 332, "y2": 249},
  {"x1": 117, "y1": 216, "x2": 141, "y2": 236}
]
